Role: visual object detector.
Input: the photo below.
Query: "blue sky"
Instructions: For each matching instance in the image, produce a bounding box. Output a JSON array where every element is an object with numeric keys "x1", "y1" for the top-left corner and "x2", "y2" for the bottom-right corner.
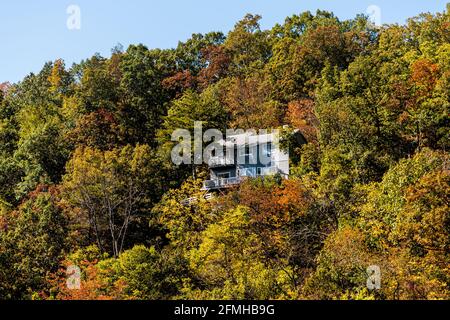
[{"x1": 1, "y1": 0, "x2": 448, "y2": 83}]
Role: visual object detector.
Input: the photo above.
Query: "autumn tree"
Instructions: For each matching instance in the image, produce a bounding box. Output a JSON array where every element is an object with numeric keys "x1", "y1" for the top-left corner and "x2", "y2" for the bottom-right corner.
[
  {"x1": 62, "y1": 145, "x2": 164, "y2": 257},
  {"x1": 0, "y1": 186, "x2": 67, "y2": 299}
]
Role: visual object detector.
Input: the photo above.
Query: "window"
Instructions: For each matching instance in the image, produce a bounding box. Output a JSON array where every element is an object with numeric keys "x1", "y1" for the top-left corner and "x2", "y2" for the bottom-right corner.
[
  {"x1": 242, "y1": 145, "x2": 252, "y2": 162},
  {"x1": 217, "y1": 172, "x2": 230, "y2": 179},
  {"x1": 243, "y1": 145, "x2": 257, "y2": 164},
  {"x1": 262, "y1": 143, "x2": 272, "y2": 157},
  {"x1": 257, "y1": 167, "x2": 263, "y2": 176},
  {"x1": 243, "y1": 145, "x2": 250, "y2": 156}
]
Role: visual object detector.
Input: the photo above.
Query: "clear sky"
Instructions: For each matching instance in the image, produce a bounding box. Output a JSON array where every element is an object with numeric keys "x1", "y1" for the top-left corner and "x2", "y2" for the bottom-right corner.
[{"x1": 1, "y1": 0, "x2": 448, "y2": 83}]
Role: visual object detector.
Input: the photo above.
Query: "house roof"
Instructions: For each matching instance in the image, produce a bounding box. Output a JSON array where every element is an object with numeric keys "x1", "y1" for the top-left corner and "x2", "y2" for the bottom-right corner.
[
  {"x1": 214, "y1": 127, "x2": 305, "y2": 147},
  {"x1": 218, "y1": 130, "x2": 280, "y2": 147}
]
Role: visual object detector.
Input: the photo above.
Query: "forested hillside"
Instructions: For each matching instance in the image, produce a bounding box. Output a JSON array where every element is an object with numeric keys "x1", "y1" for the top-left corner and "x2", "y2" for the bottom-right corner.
[{"x1": 0, "y1": 7, "x2": 449, "y2": 300}]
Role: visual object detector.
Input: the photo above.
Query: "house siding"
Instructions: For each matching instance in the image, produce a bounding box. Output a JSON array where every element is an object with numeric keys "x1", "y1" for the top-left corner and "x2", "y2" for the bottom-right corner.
[{"x1": 204, "y1": 130, "x2": 304, "y2": 190}]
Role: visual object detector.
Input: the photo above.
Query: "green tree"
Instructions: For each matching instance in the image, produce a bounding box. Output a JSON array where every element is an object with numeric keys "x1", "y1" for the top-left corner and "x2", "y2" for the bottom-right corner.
[
  {"x1": 119, "y1": 45, "x2": 174, "y2": 145},
  {"x1": 62, "y1": 144, "x2": 164, "y2": 257},
  {"x1": 0, "y1": 186, "x2": 67, "y2": 299}
]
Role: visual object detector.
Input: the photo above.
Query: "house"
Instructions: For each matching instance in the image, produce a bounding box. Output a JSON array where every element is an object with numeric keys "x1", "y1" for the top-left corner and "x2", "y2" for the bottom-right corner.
[{"x1": 202, "y1": 130, "x2": 305, "y2": 190}]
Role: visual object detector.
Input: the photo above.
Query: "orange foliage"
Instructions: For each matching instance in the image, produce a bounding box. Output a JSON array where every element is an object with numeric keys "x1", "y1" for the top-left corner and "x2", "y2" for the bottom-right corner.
[
  {"x1": 236, "y1": 178, "x2": 312, "y2": 226},
  {"x1": 51, "y1": 260, "x2": 125, "y2": 300},
  {"x1": 275, "y1": 179, "x2": 311, "y2": 221},
  {"x1": 410, "y1": 58, "x2": 440, "y2": 98},
  {"x1": 286, "y1": 98, "x2": 318, "y2": 142},
  {"x1": 226, "y1": 178, "x2": 314, "y2": 261}
]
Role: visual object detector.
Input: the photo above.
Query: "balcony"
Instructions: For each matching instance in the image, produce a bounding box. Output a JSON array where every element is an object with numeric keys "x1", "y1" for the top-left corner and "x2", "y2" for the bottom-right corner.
[{"x1": 202, "y1": 167, "x2": 282, "y2": 190}]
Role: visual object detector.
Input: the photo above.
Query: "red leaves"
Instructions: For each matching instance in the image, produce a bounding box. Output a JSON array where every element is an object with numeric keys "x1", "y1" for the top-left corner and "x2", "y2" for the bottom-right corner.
[
  {"x1": 0, "y1": 82, "x2": 11, "y2": 94},
  {"x1": 162, "y1": 45, "x2": 230, "y2": 95},
  {"x1": 162, "y1": 70, "x2": 197, "y2": 94},
  {"x1": 198, "y1": 45, "x2": 231, "y2": 88},
  {"x1": 68, "y1": 109, "x2": 122, "y2": 150}
]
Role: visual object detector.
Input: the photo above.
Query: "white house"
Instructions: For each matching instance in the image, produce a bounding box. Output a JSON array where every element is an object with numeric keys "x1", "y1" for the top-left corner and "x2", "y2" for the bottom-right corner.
[{"x1": 202, "y1": 130, "x2": 305, "y2": 190}]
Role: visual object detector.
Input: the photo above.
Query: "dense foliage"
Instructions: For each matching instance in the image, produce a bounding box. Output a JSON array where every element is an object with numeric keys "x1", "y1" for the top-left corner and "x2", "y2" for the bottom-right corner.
[{"x1": 0, "y1": 6, "x2": 449, "y2": 300}]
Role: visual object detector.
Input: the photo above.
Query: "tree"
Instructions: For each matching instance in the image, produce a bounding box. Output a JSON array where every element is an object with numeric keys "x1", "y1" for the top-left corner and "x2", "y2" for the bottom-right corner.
[
  {"x1": 67, "y1": 109, "x2": 123, "y2": 151},
  {"x1": 223, "y1": 74, "x2": 283, "y2": 129},
  {"x1": 157, "y1": 86, "x2": 228, "y2": 179},
  {"x1": 162, "y1": 32, "x2": 226, "y2": 94},
  {"x1": 119, "y1": 45, "x2": 174, "y2": 145},
  {"x1": 54, "y1": 245, "x2": 187, "y2": 300},
  {"x1": 75, "y1": 54, "x2": 121, "y2": 114},
  {"x1": 186, "y1": 206, "x2": 291, "y2": 299},
  {"x1": 306, "y1": 149, "x2": 450, "y2": 300},
  {"x1": 152, "y1": 176, "x2": 216, "y2": 250},
  {"x1": 285, "y1": 98, "x2": 319, "y2": 143},
  {"x1": 225, "y1": 14, "x2": 271, "y2": 76},
  {"x1": 6, "y1": 62, "x2": 72, "y2": 200},
  {"x1": 0, "y1": 186, "x2": 67, "y2": 299},
  {"x1": 62, "y1": 145, "x2": 164, "y2": 257}
]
